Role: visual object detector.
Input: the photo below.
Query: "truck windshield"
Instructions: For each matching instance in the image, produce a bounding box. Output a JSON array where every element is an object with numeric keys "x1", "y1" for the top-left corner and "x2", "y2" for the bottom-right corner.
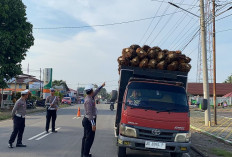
[{"x1": 126, "y1": 82, "x2": 188, "y2": 112}]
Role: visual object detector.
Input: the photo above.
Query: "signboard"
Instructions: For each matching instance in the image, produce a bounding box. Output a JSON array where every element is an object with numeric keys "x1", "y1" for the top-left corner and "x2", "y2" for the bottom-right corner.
[
  {"x1": 43, "y1": 68, "x2": 53, "y2": 99},
  {"x1": 29, "y1": 82, "x2": 43, "y2": 90}
]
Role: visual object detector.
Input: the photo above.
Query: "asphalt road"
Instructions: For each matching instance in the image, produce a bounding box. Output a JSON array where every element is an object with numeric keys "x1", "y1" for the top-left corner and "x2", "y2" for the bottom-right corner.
[{"x1": 0, "y1": 104, "x2": 195, "y2": 157}]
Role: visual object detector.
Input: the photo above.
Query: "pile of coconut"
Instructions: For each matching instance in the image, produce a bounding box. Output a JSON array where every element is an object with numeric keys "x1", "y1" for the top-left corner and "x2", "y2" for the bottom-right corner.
[{"x1": 117, "y1": 45, "x2": 191, "y2": 74}]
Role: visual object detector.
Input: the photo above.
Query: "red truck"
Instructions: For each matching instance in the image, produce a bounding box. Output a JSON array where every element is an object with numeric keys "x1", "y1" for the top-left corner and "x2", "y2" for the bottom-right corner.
[{"x1": 115, "y1": 66, "x2": 190, "y2": 157}]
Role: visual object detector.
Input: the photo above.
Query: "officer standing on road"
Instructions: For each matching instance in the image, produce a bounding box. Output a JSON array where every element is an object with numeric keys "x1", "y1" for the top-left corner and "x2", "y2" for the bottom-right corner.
[
  {"x1": 81, "y1": 82, "x2": 105, "y2": 157},
  {"x1": 45, "y1": 88, "x2": 59, "y2": 133},
  {"x1": 8, "y1": 89, "x2": 30, "y2": 148}
]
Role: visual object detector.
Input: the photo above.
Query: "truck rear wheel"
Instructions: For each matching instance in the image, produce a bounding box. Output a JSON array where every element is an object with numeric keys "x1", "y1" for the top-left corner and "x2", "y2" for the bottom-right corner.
[
  {"x1": 118, "y1": 146, "x2": 126, "y2": 157},
  {"x1": 170, "y1": 152, "x2": 183, "y2": 157}
]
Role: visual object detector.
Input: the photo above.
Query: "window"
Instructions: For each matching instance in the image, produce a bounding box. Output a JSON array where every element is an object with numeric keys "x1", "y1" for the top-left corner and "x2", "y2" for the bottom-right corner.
[
  {"x1": 19, "y1": 84, "x2": 22, "y2": 89},
  {"x1": 126, "y1": 82, "x2": 188, "y2": 112}
]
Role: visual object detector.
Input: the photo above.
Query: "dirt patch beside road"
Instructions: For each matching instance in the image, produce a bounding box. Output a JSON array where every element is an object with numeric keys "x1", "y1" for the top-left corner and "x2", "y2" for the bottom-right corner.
[{"x1": 191, "y1": 129, "x2": 232, "y2": 157}]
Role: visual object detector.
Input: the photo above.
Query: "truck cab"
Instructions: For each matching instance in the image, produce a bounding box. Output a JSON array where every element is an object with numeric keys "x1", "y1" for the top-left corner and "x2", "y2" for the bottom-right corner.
[{"x1": 115, "y1": 66, "x2": 190, "y2": 157}]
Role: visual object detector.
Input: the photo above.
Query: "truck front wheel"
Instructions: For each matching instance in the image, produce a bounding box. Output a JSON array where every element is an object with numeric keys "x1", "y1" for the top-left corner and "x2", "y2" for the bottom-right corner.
[
  {"x1": 118, "y1": 146, "x2": 126, "y2": 157},
  {"x1": 170, "y1": 152, "x2": 183, "y2": 157}
]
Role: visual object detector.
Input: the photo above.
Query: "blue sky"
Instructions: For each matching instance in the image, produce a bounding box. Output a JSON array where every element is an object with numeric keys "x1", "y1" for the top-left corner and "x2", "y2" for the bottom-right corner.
[{"x1": 21, "y1": 0, "x2": 232, "y2": 91}]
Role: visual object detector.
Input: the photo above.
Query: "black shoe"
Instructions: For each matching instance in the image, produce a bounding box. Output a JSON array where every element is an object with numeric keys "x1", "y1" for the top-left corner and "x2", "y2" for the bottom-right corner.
[
  {"x1": 83, "y1": 154, "x2": 92, "y2": 157},
  {"x1": 16, "y1": 144, "x2": 27, "y2": 147},
  {"x1": 52, "y1": 130, "x2": 57, "y2": 133},
  {"x1": 46, "y1": 130, "x2": 49, "y2": 133},
  {"x1": 8, "y1": 143, "x2": 13, "y2": 148}
]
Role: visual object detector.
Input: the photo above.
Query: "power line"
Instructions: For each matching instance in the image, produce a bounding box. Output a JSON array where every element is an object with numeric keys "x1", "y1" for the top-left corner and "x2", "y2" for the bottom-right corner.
[
  {"x1": 177, "y1": 6, "x2": 231, "y2": 51},
  {"x1": 217, "y1": 28, "x2": 232, "y2": 33},
  {"x1": 139, "y1": 0, "x2": 165, "y2": 44},
  {"x1": 159, "y1": 0, "x2": 199, "y2": 47},
  {"x1": 33, "y1": 11, "x2": 184, "y2": 30},
  {"x1": 216, "y1": 13, "x2": 232, "y2": 21},
  {"x1": 169, "y1": 19, "x2": 199, "y2": 50},
  {"x1": 180, "y1": 28, "x2": 200, "y2": 51},
  {"x1": 143, "y1": 0, "x2": 173, "y2": 45},
  {"x1": 151, "y1": 0, "x2": 199, "y2": 7},
  {"x1": 149, "y1": 0, "x2": 185, "y2": 45}
]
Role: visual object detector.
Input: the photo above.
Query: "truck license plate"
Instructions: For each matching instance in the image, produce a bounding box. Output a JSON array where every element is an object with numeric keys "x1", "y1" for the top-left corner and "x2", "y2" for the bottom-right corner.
[{"x1": 145, "y1": 141, "x2": 166, "y2": 149}]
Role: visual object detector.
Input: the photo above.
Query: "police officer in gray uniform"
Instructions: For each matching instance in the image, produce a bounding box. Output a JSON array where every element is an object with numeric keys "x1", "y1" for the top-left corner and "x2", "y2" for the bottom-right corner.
[
  {"x1": 45, "y1": 88, "x2": 59, "y2": 133},
  {"x1": 8, "y1": 89, "x2": 30, "y2": 148},
  {"x1": 81, "y1": 82, "x2": 105, "y2": 157}
]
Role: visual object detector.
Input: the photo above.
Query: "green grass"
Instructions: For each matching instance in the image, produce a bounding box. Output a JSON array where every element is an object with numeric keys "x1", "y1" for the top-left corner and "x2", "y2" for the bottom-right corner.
[
  {"x1": 210, "y1": 148, "x2": 232, "y2": 157},
  {"x1": 0, "y1": 112, "x2": 12, "y2": 120},
  {"x1": 59, "y1": 104, "x2": 71, "y2": 108},
  {"x1": 0, "y1": 104, "x2": 71, "y2": 121}
]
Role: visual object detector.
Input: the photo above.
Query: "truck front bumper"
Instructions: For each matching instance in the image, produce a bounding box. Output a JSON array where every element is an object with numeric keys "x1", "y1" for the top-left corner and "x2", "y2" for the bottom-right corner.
[{"x1": 118, "y1": 135, "x2": 190, "y2": 153}]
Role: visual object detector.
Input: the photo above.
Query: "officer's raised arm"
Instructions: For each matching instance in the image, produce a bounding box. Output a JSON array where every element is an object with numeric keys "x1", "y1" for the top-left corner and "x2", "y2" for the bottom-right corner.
[{"x1": 93, "y1": 82, "x2": 106, "y2": 98}]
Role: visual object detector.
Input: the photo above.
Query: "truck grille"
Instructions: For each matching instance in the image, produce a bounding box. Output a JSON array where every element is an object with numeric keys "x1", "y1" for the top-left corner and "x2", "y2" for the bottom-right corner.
[{"x1": 137, "y1": 128, "x2": 175, "y2": 142}]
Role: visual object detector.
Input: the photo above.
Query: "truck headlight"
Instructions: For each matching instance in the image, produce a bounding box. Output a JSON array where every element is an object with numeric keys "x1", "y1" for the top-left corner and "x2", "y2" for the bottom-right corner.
[
  {"x1": 120, "y1": 124, "x2": 137, "y2": 137},
  {"x1": 174, "y1": 133, "x2": 191, "y2": 143}
]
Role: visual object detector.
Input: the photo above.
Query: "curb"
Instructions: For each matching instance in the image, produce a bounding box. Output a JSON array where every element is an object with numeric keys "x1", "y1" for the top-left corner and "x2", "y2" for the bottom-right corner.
[
  {"x1": 190, "y1": 146, "x2": 206, "y2": 157},
  {"x1": 190, "y1": 125, "x2": 232, "y2": 145}
]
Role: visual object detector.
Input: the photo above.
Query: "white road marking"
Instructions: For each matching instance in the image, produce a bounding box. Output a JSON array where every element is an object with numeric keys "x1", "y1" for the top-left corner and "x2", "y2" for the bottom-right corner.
[
  {"x1": 28, "y1": 129, "x2": 51, "y2": 140},
  {"x1": 184, "y1": 153, "x2": 191, "y2": 157},
  {"x1": 36, "y1": 132, "x2": 52, "y2": 140},
  {"x1": 73, "y1": 117, "x2": 81, "y2": 119},
  {"x1": 35, "y1": 127, "x2": 61, "y2": 140}
]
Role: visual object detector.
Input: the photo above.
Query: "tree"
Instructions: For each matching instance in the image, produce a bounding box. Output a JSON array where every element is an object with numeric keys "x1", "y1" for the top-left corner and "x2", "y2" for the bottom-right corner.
[
  {"x1": 52, "y1": 80, "x2": 69, "y2": 91},
  {"x1": 0, "y1": 0, "x2": 34, "y2": 88},
  {"x1": 98, "y1": 87, "x2": 110, "y2": 100},
  {"x1": 224, "y1": 74, "x2": 232, "y2": 83}
]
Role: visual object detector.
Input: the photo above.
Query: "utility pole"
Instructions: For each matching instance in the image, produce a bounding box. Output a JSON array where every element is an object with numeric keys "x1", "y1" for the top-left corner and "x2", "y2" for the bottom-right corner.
[
  {"x1": 200, "y1": 0, "x2": 211, "y2": 126},
  {"x1": 14, "y1": 77, "x2": 17, "y2": 96},
  {"x1": 40, "y1": 68, "x2": 42, "y2": 97},
  {"x1": 212, "y1": 0, "x2": 217, "y2": 125},
  {"x1": 1, "y1": 88, "x2": 3, "y2": 108}
]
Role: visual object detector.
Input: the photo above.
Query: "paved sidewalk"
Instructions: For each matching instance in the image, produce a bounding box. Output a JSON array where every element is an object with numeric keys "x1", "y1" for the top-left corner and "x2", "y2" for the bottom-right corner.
[{"x1": 190, "y1": 109, "x2": 232, "y2": 144}]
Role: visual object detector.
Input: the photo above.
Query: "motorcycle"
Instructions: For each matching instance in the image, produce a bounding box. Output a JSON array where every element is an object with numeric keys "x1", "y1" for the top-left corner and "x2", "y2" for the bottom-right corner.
[{"x1": 110, "y1": 102, "x2": 114, "y2": 111}]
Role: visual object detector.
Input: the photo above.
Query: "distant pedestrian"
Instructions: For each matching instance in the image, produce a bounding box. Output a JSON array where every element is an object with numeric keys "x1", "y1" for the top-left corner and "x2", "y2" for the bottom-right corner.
[
  {"x1": 45, "y1": 88, "x2": 59, "y2": 133},
  {"x1": 8, "y1": 89, "x2": 30, "y2": 148},
  {"x1": 223, "y1": 101, "x2": 228, "y2": 108},
  {"x1": 81, "y1": 82, "x2": 105, "y2": 157}
]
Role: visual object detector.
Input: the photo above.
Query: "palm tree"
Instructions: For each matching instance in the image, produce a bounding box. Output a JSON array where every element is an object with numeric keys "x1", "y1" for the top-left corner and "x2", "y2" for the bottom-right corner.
[
  {"x1": 224, "y1": 74, "x2": 232, "y2": 83},
  {"x1": 52, "y1": 80, "x2": 69, "y2": 91}
]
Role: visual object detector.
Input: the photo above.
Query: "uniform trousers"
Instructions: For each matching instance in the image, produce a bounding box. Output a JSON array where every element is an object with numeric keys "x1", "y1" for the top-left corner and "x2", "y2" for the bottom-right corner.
[
  {"x1": 81, "y1": 117, "x2": 96, "y2": 156},
  {"x1": 9, "y1": 116, "x2": 25, "y2": 144},
  {"x1": 45, "y1": 109, "x2": 57, "y2": 131}
]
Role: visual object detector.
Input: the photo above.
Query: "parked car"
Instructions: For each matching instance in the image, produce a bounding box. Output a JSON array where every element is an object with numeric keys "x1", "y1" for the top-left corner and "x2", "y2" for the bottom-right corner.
[{"x1": 62, "y1": 97, "x2": 71, "y2": 105}]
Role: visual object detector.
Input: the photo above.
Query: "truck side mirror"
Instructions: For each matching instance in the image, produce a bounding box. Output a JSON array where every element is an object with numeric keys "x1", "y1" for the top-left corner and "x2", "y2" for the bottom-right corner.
[{"x1": 202, "y1": 99, "x2": 208, "y2": 110}]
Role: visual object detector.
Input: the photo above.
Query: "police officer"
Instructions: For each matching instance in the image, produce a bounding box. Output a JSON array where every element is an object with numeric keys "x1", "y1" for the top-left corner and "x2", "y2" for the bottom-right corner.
[
  {"x1": 81, "y1": 82, "x2": 105, "y2": 157},
  {"x1": 8, "y1": 89, "x2": 30, "y2": 148},
  {"x1": 45, "y1": 88, "x2": 59, "y2": 133}
]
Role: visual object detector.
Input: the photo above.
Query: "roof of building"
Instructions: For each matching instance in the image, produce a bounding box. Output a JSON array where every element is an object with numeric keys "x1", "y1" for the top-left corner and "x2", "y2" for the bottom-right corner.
[
  {"x1": 187, "y1": 83, "x2": 232, "y2": 96},
  {"x1": 68, "y1": 88, "x2": 77, "y2": 92},
  {"x1": 7, "y1": 74, "x2": 41, "y2": 84}
]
